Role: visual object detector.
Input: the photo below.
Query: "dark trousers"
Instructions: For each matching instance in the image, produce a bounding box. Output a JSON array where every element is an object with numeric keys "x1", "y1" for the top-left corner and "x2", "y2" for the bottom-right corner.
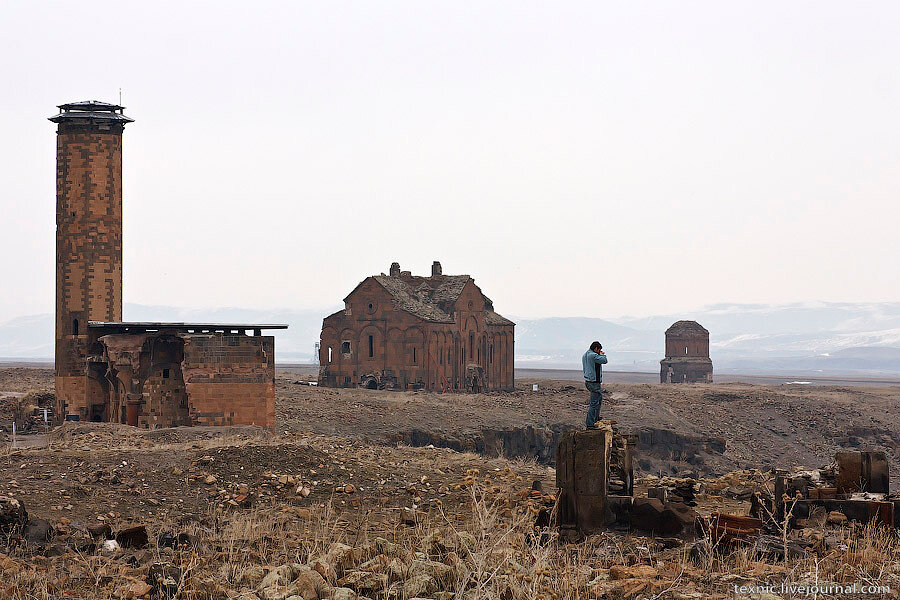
[{"x1": 585, "y1": 381, "x2": 602, "y2": 428}]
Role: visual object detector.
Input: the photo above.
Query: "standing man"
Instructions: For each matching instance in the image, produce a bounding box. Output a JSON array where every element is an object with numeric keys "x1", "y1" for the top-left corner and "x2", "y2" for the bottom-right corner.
[{"x1": 582, "y1": 341, "x2": 608, "y2": 429}]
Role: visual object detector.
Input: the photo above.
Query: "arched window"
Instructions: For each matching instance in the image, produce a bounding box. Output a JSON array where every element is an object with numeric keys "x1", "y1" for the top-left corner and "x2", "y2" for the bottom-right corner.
[{"x1": 72, "y1": 319, "x2": 79, "y2": 336}]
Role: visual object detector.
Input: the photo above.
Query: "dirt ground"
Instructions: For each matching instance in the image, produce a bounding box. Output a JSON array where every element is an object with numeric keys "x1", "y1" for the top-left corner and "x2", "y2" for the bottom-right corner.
[
  {"x1": 2, "y1": 366, "x2": 900, "y2": 599},
  {"x1": 5, "y1": 366, "x2": 900, "y2": 482},
  {"x1": 273, "y1": 366, "x2": 900, "y2": 484}
]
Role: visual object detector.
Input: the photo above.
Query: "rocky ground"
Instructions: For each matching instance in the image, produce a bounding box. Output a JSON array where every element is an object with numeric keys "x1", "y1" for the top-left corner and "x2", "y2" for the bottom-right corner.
[
  {"x1": 1, "y1": 367, "x2": 899, "y2": 599},
  {"x1": 275, "y1": 367, "x2": 900, "y2": 485}
]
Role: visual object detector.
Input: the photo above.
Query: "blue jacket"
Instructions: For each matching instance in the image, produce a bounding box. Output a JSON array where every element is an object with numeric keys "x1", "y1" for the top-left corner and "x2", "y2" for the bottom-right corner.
[{"x1": 582, "y1": 349, "x2": 608, "y2": 382}]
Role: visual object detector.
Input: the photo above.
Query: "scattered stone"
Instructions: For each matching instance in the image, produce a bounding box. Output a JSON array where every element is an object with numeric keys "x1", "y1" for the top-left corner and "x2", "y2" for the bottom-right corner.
[
  {"x1": 648, "y1": 486, "x2": 668, "y2": 503},
  {"x1": 631, "y1": 497, "x2": 664, "y2": 532},
  {"x1": 385, "y1": 557, "x2": 405, "y2": 582},
  {"x1": 297, "y1": 565, "x2": 327, "y2": 600},
  {"x1": 827, "y1": 511, "x2": 848, "y2": 525},
  {"x1": 609, "y1": 565, "x2": 658, "y2": 580},
  {"x1": 0, "y1": 496, "x2": 27, "y2": 531},
  {"x1": 403, "y1": 574, "x2": 437, "y2": 598},
  {"x1": 147, "y1": 562, "x2": 182, "y2": 598},
  {"x1": 309, "y1": 557, "x2": 336, "y2": 583},
  {"x1": 258, "y1": 565, "x2": 294, "y2": 590},
  {"x1": 331, "y1": 588, "x2": 358, "y2": 600},
  {"x1": 22, "y1": 517, "x2": 53, "y2": 544},
  {"x1": 657, "y1": 502, "x2": 697, "y2": 535},
  {"x1": 119, "y1": 579, "x2": 153, "y2": 599},
  {"x1": 756, "y1": 534, "x2": 808, "y2": 559},
  {"x1": 371, "y1": 537, "x2": 400, "y2": 557},
  {"x1": 87, "y1": 522, "x2": 113, "y2": 539},
  {"x1": 409, "y1": 559, "x2": 453, "y2": 582},
  {"x1": 116, "y1": 525, "x2": 149, "y2": 549},
  {"x1": 399, "y1": 508, "x2": 417, "y2": 526},
  {"x1": 239, "y1": 565, "x2": 267, "y2": 587},
  {"x1": 338, "y1": 570, "x2": 387, "y2": 594},
  {"x1": 326, "y1": 543, "x2": 358, "y2": 574}
]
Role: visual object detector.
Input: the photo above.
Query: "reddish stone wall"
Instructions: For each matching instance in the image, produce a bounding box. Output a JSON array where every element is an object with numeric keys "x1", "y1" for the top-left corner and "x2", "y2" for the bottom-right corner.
[
  {"x1": 54, "y1": 124, "x2": 125, "y2": 418},
  {"x1": 184, "y1": 382, "x2": 274, "y2": 428},
  {"x1": 139, "y1": 363, "x2": 190, "y2": 429},
  {"x1": 665, "y1": 335, "x2": 709, "y2": 358},
  {"x1": 54, "y1": 375, "x2": 86, "y2": 421},
  {"x1": 660, "y1": 358, "x2": 713, "y2": 384},
  {"x1": 181, "y1": 335, "x2": 275, "y2": 427}
]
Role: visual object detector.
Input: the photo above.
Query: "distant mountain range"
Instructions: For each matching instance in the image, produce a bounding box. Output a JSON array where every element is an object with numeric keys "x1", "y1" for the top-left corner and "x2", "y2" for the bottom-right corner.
[
  {"x1": 515, "y1": 302, "x2": 900, "y2": 375},
  {"x1": 2, "y1": 301, "x2": 900, "y2": 376}
]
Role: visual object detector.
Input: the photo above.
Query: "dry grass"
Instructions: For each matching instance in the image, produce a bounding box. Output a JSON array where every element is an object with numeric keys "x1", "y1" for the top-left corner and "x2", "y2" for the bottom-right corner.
[{"x1": 3, "y1": 477, "x2": 900, "y2": 599}]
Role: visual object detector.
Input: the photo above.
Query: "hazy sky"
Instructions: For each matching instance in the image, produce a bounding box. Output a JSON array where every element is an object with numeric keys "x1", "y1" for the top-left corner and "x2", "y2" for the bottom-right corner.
[{"x1": 2, "y1": 1, "x2": 898, "y2": 321}]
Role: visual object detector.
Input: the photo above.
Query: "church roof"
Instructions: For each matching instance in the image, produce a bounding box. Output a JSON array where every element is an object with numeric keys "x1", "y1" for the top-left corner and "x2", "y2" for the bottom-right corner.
[
  {"x1": 372, "y1": 275, "x2": 460, "y2": 323},
  {"x1": 340, "y1": 272, "x2": 513, "y2": 326},
  {"x1": 665, "y1": 320, "x2": 709, "y2": 335}
]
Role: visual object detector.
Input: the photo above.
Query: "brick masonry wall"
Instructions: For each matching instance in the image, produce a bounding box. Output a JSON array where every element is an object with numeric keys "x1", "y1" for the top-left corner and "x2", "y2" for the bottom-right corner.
[
  {"x1": 660, "y1": 358, "x2": 713, "y2": 383},
  {"x1": 54, "y1": 376, "x2": 86, "y2": 421},
  {"x1": 139, "y1": 363, "x2": 190, "y2": 429},
  {"x1": 181, "y1": 335, "x2": 275, "y2": 428},
  {"x1": 55, "y1": 124, "x2": 124, "y2": 418},
  {"x1": 664, "y1": 334, "x2": 710, "y2": 358},
  {"x1": 184, "y1": 382, "x2": 275, "y2": 427}
]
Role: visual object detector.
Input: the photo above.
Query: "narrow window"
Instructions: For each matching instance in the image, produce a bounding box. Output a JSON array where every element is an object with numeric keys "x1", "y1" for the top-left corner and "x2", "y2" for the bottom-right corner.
[
  {"x1": 341, "y1": 341, "x2": 351, "y2": 354},
  {"x1": 72, "y1": 319, "x2": 79, "y2": 336},
  {"x1": 440, "y1": 348, "x2": 443, "y2": 364},
  {"x1": 328, "y1": 347, "x2": 333, "y2": 363},
  {"x1": 685, "y1": 346, "x2": 688, "y2": 355},
  {"x1": 368, "y1": 335, "x2": 374, "y2": 358},
  {"x1": 413, "y1": 347, "x2": 417, "y2": 363},
  {"x1": 163, "y1": 368, "x2": 170, "y2": 379},
  {"x1": 490, "y1": 344, "x2": 493, "y2": 364}
]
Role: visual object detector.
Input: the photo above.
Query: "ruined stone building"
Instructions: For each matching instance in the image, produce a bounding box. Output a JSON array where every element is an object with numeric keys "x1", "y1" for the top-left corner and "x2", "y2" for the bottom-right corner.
[
  {"x1": 659, "y1": 320, "x2": 713, "y2": 383},
  {"x1": 51, "y1": 101, "x2": 285, "y2": 428},
  {"x1": 318, "y1": 262, "x2": 514, "y2": 392}
]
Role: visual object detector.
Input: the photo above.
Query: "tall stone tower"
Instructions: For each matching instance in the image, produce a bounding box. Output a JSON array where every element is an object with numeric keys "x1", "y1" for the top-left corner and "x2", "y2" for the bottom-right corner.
[{"x1": 50, "y1": 101, "x2": 133, "y2": 419}]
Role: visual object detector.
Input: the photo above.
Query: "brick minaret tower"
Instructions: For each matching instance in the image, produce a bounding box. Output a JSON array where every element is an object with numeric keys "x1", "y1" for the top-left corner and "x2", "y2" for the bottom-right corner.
[{"x1": 50, "y1": 101, "x2": 133, "y2": 420}]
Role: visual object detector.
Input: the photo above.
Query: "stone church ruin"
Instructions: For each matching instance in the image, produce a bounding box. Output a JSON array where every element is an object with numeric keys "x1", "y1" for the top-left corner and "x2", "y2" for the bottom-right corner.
[
  {"x1": 318, "y1": 262, "x2": 514, "y2": 392},
  {"x1": 659, "y1": 320, "x2": 713, "y2": 383}
]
